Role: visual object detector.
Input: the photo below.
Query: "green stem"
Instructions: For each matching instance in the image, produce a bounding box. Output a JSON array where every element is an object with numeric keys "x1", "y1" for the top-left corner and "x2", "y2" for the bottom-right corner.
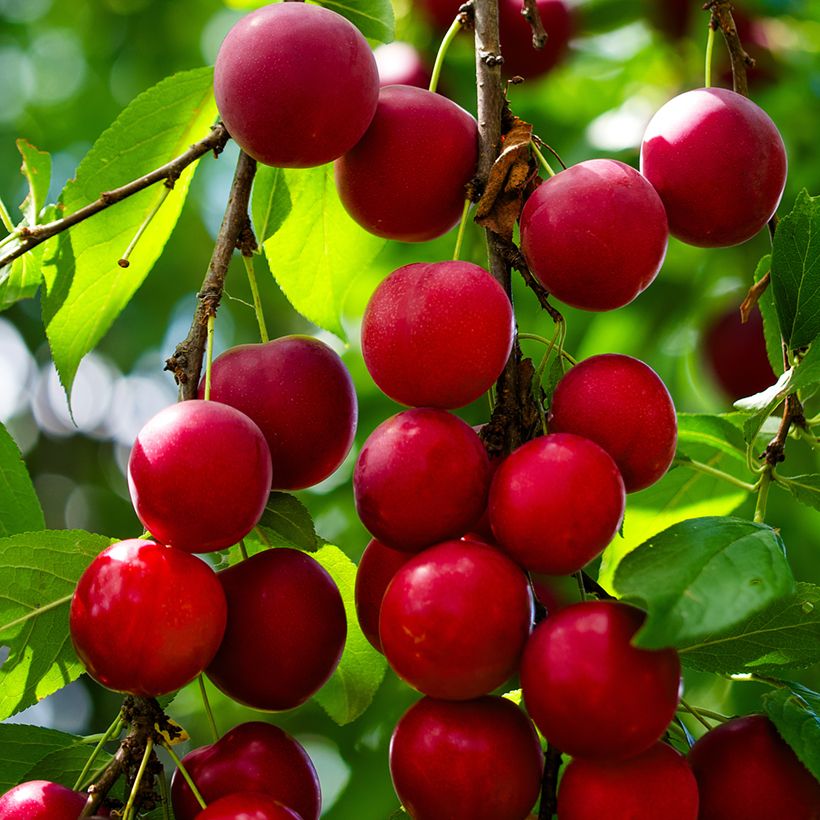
[
  {"x1": 678, "y1": 697, "x2": 715, "y2": 731},
  {"x1": 531, "y1": 142, "x2": 557, "y2": 178},
  {"x1": 198, "y1": 674, "x2": 220, "y2": 742},
  {"x1": 73, "y1": 714, "x2": 123, "y2": 791},
  {"x1": 689, "y1": 707, "x2": 730, "y2": 723},
  {"x1": 704, "y1": 23, "x2": 716, "y2": 88},
  {"x1": 1, "y1": 593, "x2": 73, "y2": 633},
  {"x1": 754, "y1": 469, "x2": 773, "y2": 523},
  {"x1": 122, "y1": 737, "x2": 153, "y2": 820},
  {"x1": 158, "y1": 768, "x2": 172, "y2": 820},
  {"x1": 242, "y1": 254, "x2": 269, "y2": 343},
  {"x1": 118, "y1": 187, "x2": 171, "y2": 268},
  {"x1": 452, "y1": 199, "x2": 472, "y2": 261},
  {"x1": 239, "y1": 538, "x2": 250, "y2": 560},
  {"x1": 0, "y1": 198, "x2": 14, "y2": 232},
  {"x1": 429, "y1": 16, "x2": 463, "y2": 93},
  {"x1": 677, "y1": 459, "x2": 757, "y2": 492},
  {"x1": 203, "y1": 313, "x2": 215, "y2": 401},
  {"x1": 163, "y1": 743, "x2": 207, "y2": 809}
]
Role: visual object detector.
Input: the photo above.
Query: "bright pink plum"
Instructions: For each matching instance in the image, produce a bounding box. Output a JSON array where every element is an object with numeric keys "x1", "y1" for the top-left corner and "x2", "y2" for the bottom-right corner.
[
  {"x1": 0, "y1": 781, "x2": 88, "y2": 820},
  {"x1": 390, "y1": 696, "x2": 544, "y2": 820},
  {"x1": 362, "y1": 261, "x2": 514, "y2": 408},
  {"x1": 354, "y1": 408, "x2": 491, "y2": 552},
  {"x1": 70, "y1": 539, "x2": 227, "y2": 696},
  {"x1": 199, "y1": 336, "x2": 357, "y2": 490},
  {"x1": 549, "y1": 354, "x2": 677, "y2": 492},
  {"x1": 335, "y1": 85, "x2": 478, "y2": 242},
  {"x1": 214, "y1": 3, "x2": 378, "y2": 167},
  {"x1": 207, "y1": 548, "x2": 346, "y2": 711},
  {"x1": 127, "y1": 400, "x2": 272, "y2": 552},
  {"x1": 520, "y1": 159, "x2": 668, "y2": 311},
  {"x1": 379, "y1": 540, "x2": 533, "y2": 699},
  {"x1": 171, "y1": 722, "x2": 320, "y2": 820},
  {"x1": 640, "y1": 88, "x2": 787, "y2": 247},
  {"x1": 489, "y1": 433, "x2": 625, "y2": 574},
  {"x1": 195, "y1": 792, "x2": 302, "y2": 820},
  {"x1": 521, "y1": 601, "x2": 681, "y2": 760}
]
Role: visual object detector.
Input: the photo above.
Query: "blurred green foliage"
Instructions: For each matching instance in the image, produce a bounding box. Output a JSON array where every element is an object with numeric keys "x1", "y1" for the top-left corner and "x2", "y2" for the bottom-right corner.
[{"x1": 0, "y1": 0, "x2": 819, "y2": 816}]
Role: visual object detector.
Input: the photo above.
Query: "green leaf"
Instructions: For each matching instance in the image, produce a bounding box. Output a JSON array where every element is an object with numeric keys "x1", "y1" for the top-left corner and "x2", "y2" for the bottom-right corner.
[
  {"x1": 224, "y1": 0, "x2": 395, "y2": 42},
  {"x1": 256, "y1": 492, "x2": 319, "y2": 551},
  {"x1": 0, "y1": 530, "x2": 113, "y2": 721},
  {"x1": 262, "y1": 165, "x2": 386, "y2": 341},
  {"x1": 676, "y1": 413, "x2": 747, "y2": 463},
  {"x1": 0, "y1": 247, "x2": 45, "y2": 312},
  {"x1": 0, "y1": 421, "x2": 45, "y2": 537},
  {"x1": 770, "y1": 189, "x2": 820, "y2": 350},
  {"x1": 680, "y1": 582, "x2": 820, "y2": 674},
  {"x1": 753, "y1": 254, "x2": 785, "y2": 376},
  {"x1": 41, "y1": 67, "x2": 217, "y2": 400},
  {"x1": 762, "y1": 683, "x2": 820, "y2": 783},
  {"x1": 613, "y1": 516, "x2": 794, "y2": 649},
  {"x1": 311, "y1": 544, "x2": 387, "y2": 725},
  {"x1": 775, "y1": 474, "x2": 820, "y2": 513},
  {"x1": 736, "y1": 368, "x2": 792, "y2": 445},
  {"x1": 251, "y1": 165, "x2": 290, "y2": 245},
  {"x1": 0, "y1": 724, "x2": 108, "y2": 792},
  {"x1": 791, "y1": 341, "x2": 820, "y2": 394},
  {"x1": 17, "y1": 139, "x2": 51, "y2": 226}
]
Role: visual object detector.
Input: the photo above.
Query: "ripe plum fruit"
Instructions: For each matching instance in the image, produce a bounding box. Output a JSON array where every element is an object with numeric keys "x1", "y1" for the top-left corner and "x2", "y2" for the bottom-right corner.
[{"x1": 0, "y1": 781, "x2": 88, "y2": 820}]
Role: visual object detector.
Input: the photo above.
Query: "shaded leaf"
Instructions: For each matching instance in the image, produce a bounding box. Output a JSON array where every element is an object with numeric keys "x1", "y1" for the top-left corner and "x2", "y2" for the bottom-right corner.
[
  {"x1": 770, "y1": 189, "x2": 820, "y2": 350},
  {"x1": 791, "y1": 341, "x2": 820, "y2": 394},
  {"x1": 681, "y1": 582, "x2": 820, "y2": 674},
  {"x1": 251, "y1": 165, "x2": 290, "y2": 245},
  {"x1": 17, "y1": 139, "x2": 51, "y2": 226},
  {"x1": 311, "y1": 544, "x2": 386, "y2": 725},
  {"x1": 0, "y1": 530, "x2": 113, "y2": 721},
  {"x1": 256, "y1": 492, "x2": 319, "y2": 551},
  {"x1": 0, "y1": 421, "x2": 45, "y2": 537},
  {"x1": 22, "y1": 738, "x2": 113, "y2": 790},
  {"x1": 41, "y1": 67, "x2": 217, "y2": 401},
  {"x1": 775, "y1": 474, "x2": 820, "y2": 513},
  {"x1": 676, "y1": 413, "x2": 747, "y2": 463},
  {"x1": 762, "y1": 683, "x2": 820, "y2": 782},
  {"x1": 613, "y1": 517, "x2": 794, "y2": 649},
  {"x1": 262, "y1": 164, "x2": 386, "y2": 341},
  {"x1": 751, "y1": 254, "x2": 784, "y2": 377}
]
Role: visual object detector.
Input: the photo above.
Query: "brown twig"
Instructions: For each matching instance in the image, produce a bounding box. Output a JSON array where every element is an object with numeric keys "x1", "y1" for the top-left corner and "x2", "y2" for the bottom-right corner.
[
  {"x1": 521, "y1": 0, "x2": 548, "y2": 50},
  {"x1": 705, "y1": 2, "x2": 754, "y2": 96},
  {"x1": 165, "y1": 150, "x2": 257, "y2": 396},
  {"x1": 0, "y1": 124, "x2": 230, "y2": 270},
  {"x1": 537, "y1": 744, "x2": 563, "y2": 819},
  {"x1": 739, "y1": 270, "x2": 771, "y2": 321}
]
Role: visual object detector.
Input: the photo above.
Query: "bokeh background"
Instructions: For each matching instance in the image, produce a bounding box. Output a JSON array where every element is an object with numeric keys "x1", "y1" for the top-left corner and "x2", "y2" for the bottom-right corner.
[{"x1": 1, "y1": 0, "x2": 819, "y2": 816}]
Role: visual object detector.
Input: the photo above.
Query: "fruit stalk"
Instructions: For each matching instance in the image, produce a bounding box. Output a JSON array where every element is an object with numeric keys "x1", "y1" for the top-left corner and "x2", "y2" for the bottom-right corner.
[{"x1": 705, "y1": 1, "x2": 753, "y2": 96}]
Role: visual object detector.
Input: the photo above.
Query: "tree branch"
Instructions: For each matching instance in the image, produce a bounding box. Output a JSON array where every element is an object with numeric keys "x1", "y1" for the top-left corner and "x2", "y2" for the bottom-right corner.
[
  {"x1": 706, "y1": 2, "x2": 754, "y2": 96},
  {"x1": 165, "y1": 150, "x2": 257, "y2": 396},
  {"x1": 521, "y1": 0, "x2": 547, "y2": 50},
  {"x1": 0, "y1": 124, "x2": 230, "y2": 270},
  {"x1": 537, "y1": 744, "x2": 562, "y2": 819}
]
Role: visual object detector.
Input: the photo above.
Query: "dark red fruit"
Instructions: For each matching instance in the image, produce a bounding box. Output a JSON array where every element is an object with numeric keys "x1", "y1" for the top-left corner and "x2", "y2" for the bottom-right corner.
[
  {"x1": 380, "y1": 540, "x2": 533, "y2": 699},
  {"x1": 374, "y1": 42, "x2": 431, "y2": 89},
  {"x1": 70, "y1": 539, "x2": 227, "y2": 696},
  {"x1": 549, "y1": 354, "x2": 677, "y2": 492},
  {"x1": 195, "y1": 792, "x2": 302, "y2": 820},
  {"x1": 390, "y1": 696, "x2": 543, "y2": 820},
  {"x1": 557, "y1": 741, "x2": 699, "y2": 819},
  {"x1": 199, "y1": 336, "x2": 357, "y2": 490},
  {"x1": 361, "y1": 261, "x2": 514, "y2": 408},
  {"x1": 521, "y1": 601, "x2": 681, "y2": 760},
  {"x1": 171, "y1": 722, "x2": 320, "y2": 820},
  {"x1": 214, "y1": 3, "x2": 378, "y2": 168},
  {"x1": 127, "y1": 400, "x2": 271, "y2": 552},
  {"x1": 489, "y1": 433, "x2": 625, "y2": 574},
  {"x1": 335, "y1": 85, "x2": 478, "y2": 242},
  {"x1": 354, "y1": 408, "x2": 490, "y2": 551},
  {"x1": 641, "y1": 88, "x2": 787, "y2": 247},
  {"x1": 207, "y1": 548, "x2": 346, "y2": 711},
  {"x1": 644, "y1": 0, "x2": 691, "y2": 41},
  {"x1": 498, "y1": 0, "x2": 572, "y2": 79},
  {"x1": 705, "y1": 305, "x2": 776, "y2": 400},
  {"x1": 520, "y1": 159, "x2": 668, "y2": 311},
  {"x1": 689, "y1": 714, "x2": 820, "y2": 819},
  {"x1": 0, "y1": 781, "x2": 87, "y2": 820},
  {"x1": 354, "y1": 538, "x2": 413, "y2": 653}
]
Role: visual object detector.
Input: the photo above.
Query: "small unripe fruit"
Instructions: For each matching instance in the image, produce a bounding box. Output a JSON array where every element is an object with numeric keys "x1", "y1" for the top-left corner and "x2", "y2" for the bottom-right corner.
[
  {"x1": 489, "y1": 433, "x2": 625, "y2": 574},
  {"x1": 195, "y1": 793, "x2": 302, "y2": 820},
  {"x1": 549, "y1": 354, "x2": 677, "y2": 492},
  {"x1": 214, "y1": 3, "x2": 378, "y2": 168},
  {"x1": 171, "y1": 722, "x2": 321, "y2": 820},
  {"x1": 640, "y1": 88, "x2": 787, "y2": 247},
  {"x1": 128, "y1": 400, "x2": 272, "y2": 552},
  {"x1": 354, "y1": 409, "x2": 490, "y2": 551},
  {"x1": 0, "y1": 781, "x2": 87, "y2": 820},
  {"x1": 689, "y1": 714, "x2": 820, "y2": 819},
  {"x1": 390, "y1": 696, "x2": 544, "y2": 820},
  {"x1": 520, "y1": 159, "x2": 668, "y2": 311},
  {"x1": 521, "y1": 601, "x2": 681, "y2": 760},
  {"x1": 362, "y1": 261, "x2": 514, "y2": 408},
  {"x1": 207, "y1": 548, "x2": 346, "y2": 711},
  {"x1": 380, "y1": 540, "x2": 533, "y2": 699},
  {"x1": 70, "y1": 539, "x2": 227, "y2": 696},
  {"x1": 335, "y1": 85, "x2": 478, "y2": 242},
  {"x1": 557, "y1": 742, "x2": 699, "y2": 819},
  {"x1": 200, "y1": 336, "x2": 357, "y2": 490}
]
